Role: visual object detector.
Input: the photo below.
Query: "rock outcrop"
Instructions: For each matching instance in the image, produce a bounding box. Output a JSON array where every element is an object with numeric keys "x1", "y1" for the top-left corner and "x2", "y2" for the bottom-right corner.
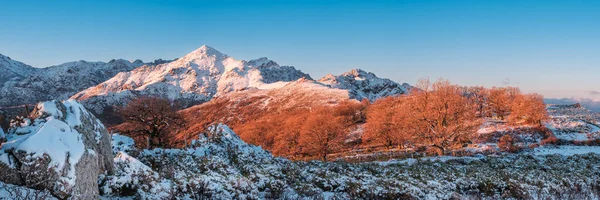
[{"x1": 0, "y1": 100, "x2": 114, "y2": 199}]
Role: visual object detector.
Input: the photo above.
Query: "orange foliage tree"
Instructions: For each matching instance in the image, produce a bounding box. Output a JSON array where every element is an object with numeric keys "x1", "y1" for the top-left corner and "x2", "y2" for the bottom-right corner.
[
  {"x1": 488, "y1": 87, "x2": 512, "y2": 120},
  {"x1": 363, "y1": 97, "x2": 413, "y2": 149},
  {"x1": 272, "y1": 111, "x2": 309, "y2": 158},
  {"x1": 299, "y1": 107, "x2": 347, "y2": 161},
  {"x1": 174, "y1": 77, "x2": 550, "y2": 160},
  {"x1": 462, "y1": 86, "x2": 490, "y2": 118},
  {"x1": 508, "y1": 93, "x2": 548, "y2": 126},
  {"x1": 407, "y1": 79, "x2": 483, "y2": 155}
]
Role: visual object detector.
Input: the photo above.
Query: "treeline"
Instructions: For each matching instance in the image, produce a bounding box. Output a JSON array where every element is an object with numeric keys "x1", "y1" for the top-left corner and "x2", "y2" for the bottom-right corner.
[
  {"x1": 236, "y1": 100, "x2": 367, "y2": 161},
  {"x1": 362, "y1": 79, "x2": 548, "y2": 156},
  {"x1": 235, "y1": 79, "x2": 548, "y2": 160},
  {"x1": 115, "y1": 79, "x2": 548, "y2": 161}
]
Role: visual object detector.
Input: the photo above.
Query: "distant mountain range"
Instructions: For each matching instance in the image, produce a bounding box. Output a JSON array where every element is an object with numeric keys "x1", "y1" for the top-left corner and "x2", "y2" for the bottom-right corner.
[
  {"x1": 0, "y1": 54, "x2": 168, "y2": 108},
  {"x1": 1, "y1": 45, "x2": 412, "y2": 117}
]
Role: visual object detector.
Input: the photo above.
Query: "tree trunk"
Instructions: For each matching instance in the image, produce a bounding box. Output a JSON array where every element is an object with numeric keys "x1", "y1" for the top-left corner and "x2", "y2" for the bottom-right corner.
[
  {"x1": 431, "y1": 145, "x2": 445, "y2": 156},
  {"x1": 147, "y1": 137, "x2": 152, "y2": 149}
]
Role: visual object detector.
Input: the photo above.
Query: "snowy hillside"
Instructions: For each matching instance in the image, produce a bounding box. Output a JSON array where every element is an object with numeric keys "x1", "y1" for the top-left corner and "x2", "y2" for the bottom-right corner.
[
  {"x1": 2, "y1": 100, "x2": 600, "y2": 199},
  {"x1": 103, "y1": 124, "x2": 600, "y2": 199},
  {"x1": 72, "y1": 45, "x2": 313, "y2": 114},
  {"x1": 0, "y1": 55, "x2": 147, "y2": 108},
  {"x1": 176, "y1": 78, "x2": 353, "y2": 140},
  {"x1": 0, "y1": 54, "x2": 38, "y2": 84},
  {"x1": 318, "y1": 69, "x2": 412, "y2": 101}
]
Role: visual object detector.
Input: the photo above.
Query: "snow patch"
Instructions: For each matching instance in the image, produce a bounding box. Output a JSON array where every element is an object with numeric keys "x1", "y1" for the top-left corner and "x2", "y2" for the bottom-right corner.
[
  {"x1": 16, "y1": 118, "x2": 85, "y2": 184},
  {"x1": 533, "y1": 145, "x2": 600, "y2": 156}
]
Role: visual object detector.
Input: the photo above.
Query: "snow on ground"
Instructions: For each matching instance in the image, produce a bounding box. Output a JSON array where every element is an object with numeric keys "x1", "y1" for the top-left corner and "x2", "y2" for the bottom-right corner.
[
  {"x1": 555, "y1": 132, "x2": 590, "y2": 141},
  {"x1": 533, "y1": 145, "x2": 600, "y2": 156},
  {"x1": 101, "y1": 122, "x2": 600, "y2": 199},
  {"x1": 255, "y1": 81, "x2": 290, "y2": 90},
  {"x1": 111, "y1": 133, "x2": 136, "y2": 154},
  {"x1": 0, "y1": 100, "x2": 102, "y2": 189},
  {"x1": 0, "y1": 181, "x2": 56, "y2": 199},
  {"x1": 377, "y1": 155, "x2": 485, "y2": 166}
]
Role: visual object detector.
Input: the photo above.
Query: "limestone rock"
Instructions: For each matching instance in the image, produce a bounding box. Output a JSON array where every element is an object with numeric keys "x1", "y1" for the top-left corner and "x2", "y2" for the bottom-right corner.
[{"x1": 0, "y1": 99, "x2": 114, "y2": 199}]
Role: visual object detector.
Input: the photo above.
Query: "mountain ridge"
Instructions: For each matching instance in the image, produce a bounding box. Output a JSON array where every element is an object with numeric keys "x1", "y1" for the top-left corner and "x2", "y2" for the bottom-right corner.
[
  {"x1": 72, "y1": 45, "x2": 315, "y2": 114},
  {"x1": 318, "y1": 68, "x2": 412, "y2": 101},
  {"x1": 1, "y1": 46, "x2": 412, "y2": 118},
  {"x1": 0, "y1": 53, "x2": 173, "y2": 110}
]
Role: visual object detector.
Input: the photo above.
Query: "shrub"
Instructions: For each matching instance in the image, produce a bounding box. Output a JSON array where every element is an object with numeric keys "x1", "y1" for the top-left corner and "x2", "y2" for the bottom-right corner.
[
  {"x1": 540, "y1": 136, "x2": 558, "y2": 146},
  {"x1": 498, "y1": 135, "x2": 521, "y2": 153}
]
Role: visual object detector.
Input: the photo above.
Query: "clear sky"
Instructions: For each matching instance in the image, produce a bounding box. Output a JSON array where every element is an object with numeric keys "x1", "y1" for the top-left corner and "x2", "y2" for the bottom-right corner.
[{"x1": 1, "y1": 0, "x2": 599, "y2": 100}]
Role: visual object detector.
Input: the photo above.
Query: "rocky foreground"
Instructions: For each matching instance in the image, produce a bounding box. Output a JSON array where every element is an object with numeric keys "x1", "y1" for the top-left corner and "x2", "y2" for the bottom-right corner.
[{"x1": 2, "y1": 101, "x2": 600, "y2": 199}]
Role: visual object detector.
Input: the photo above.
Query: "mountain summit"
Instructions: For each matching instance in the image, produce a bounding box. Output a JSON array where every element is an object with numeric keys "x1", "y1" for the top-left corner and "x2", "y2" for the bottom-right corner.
[
  {"x1": 181, "y1": 45, "x2": 224, "y2": 60},
  {"x1": 73, "y1": 45, "x2": 312, "y2": 113},
  {"x1": 1, "y1": 46, "x2": 412, "y2": 117}
]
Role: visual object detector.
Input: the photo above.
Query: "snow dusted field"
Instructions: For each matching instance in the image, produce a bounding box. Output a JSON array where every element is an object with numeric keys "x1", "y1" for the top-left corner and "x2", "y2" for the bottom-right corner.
[
  {"x1": 95, "y1": 127, "x2": 600, "y2": 199},
  {"x1": 533, "y1": 145, "x2": 600, "y2": 156},
  {"x1": 96, "y1": 107, "x2": 600, "y2": 199},
  {"x1": 2, "y1": 102, "x2": 600, "y2": 199}
]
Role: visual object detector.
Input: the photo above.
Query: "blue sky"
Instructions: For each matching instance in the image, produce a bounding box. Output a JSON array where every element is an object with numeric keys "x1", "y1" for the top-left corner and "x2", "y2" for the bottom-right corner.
[{"x1": 1, "y1": 0, "x2": 599, "y2": 100}]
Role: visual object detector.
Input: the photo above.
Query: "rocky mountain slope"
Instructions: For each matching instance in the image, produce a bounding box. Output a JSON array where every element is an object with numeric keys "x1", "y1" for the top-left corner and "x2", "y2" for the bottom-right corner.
[
  {"x1": 72, "y1": 45, "x2": 313, "y2": 114},
  {"x1": 72, "y1": 45, "x2": 413, "y2": 115},
  {"x1": 0, "y1": 54, "x2": 38, "y2": 84},
  {"x1": 175, "y1": 78, "x2": 353, "y2": 142},
  {"x1": 1, "y1": 45, "x2": 412, "y2": 121},
  {"x1": 0, "y1": 54, "x2": 148, "y2": 108},
  {"x1": 319, "y1": 69, "x2": 412, "y2": 101}
]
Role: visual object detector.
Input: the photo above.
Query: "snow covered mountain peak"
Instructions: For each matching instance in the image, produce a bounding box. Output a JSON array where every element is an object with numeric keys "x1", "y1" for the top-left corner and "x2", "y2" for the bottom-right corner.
[
  {"x1": 73, "y1": 45, "x2": 312, "y2": 114},
  {"x1": 342, "y1": 68, "x2": 369, "y2": 77},
  {"x1": 318, "y1": 69, "x2": 412, "y2": 101},
  {"x1": 178, "y1": 45, "x2": 225, "y2": 62}
]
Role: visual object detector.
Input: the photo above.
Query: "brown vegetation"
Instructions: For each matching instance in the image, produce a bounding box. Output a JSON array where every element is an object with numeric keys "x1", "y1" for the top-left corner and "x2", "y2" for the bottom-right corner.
[
  {"x1": 299, "y1": 107, "x2": 347, "y2": 161},
  {"x1": 163, "y1": 79, "x2": 550, "y2": 160},
  {"x1": 498, "y1": 134, "x2": 516, "y2": 152},
  {"x1": 508, "y1": 93, "x2": 549, "y2": 126},
  {"x1": 113, "y1": 97, "x2": 183, "y2": 148}
]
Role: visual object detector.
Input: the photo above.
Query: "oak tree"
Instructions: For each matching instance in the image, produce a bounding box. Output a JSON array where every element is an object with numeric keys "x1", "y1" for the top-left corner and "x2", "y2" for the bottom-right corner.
[
  {"x1": 299, "y1": 107, "x2": 346, "y2": 161},
  {"x1": 116, "y1": 96, "x2": 183, "y2": 148}
]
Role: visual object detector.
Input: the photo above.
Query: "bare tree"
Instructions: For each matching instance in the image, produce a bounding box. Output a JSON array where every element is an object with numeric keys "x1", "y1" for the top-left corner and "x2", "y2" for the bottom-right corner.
[{"x1": 115, "y1": 97, "x2": 184, "y2": 148}]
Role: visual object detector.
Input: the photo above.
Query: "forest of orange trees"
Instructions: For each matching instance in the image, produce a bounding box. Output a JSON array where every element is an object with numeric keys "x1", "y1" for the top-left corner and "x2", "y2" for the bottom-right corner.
[{"x1": 115, "y1": 79, "x2": 548, "y2": 161}]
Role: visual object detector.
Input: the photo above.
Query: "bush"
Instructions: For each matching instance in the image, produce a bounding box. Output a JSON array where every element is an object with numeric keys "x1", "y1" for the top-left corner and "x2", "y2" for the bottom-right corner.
[
  {"x1": 498, "y1": 135, "x2": 521, "y2": 153},
  {"x1": 540, "y1": 137, "x2": 558, "y2": 146}
]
